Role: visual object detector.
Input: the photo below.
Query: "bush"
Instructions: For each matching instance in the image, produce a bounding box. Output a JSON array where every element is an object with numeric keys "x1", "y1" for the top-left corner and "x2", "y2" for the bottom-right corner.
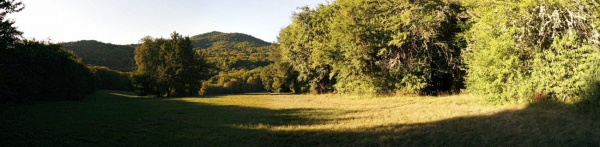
[
  {"x1": 0, "y1": 40, "x2": 96, "y2": 103},
  {"x1": 199, "y1": 69, "x2": 265, "y2": 95},
  {"x1": 89, "y1": 66, "x2": 133, "y2": 91},
  {"x1": 463, "y1": 0, "x2": 600, "y2": 104},
  {"x1": 277, "y1": 0, "x2": 467, "y2": 95}
]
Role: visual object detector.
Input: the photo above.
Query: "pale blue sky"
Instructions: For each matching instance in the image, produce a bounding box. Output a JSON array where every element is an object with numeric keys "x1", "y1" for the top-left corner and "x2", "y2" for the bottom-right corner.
[{"x1": 8, "y1": 0, "x2": 327, "y2": 45}]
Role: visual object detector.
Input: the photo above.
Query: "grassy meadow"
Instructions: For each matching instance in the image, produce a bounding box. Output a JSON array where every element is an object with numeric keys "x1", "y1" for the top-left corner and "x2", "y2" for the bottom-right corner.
[{"x1": 1, "y1": 90, "x2": 599, "y2": 146}]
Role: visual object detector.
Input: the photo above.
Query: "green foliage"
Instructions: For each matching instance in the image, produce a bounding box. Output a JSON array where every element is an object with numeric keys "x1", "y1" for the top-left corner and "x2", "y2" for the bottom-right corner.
[
  {"x1": 0, "y1": 1, "x2": 96, "y2": 103},
  {"x1": 190, "y1": 31, "x2": 270, "y2": 49},
  {"x1": 0, "y1": 40, "x2": 96, "y2": 103},
  {"x1": 0, "y1": 0, "x2": 23, "y2": 50},
  {"x1": 196, "y1": 32, "x2": 276, "y2": 95},
  {"x1": 199, "y1": 68, "x2": 266, "y2": 95},
  {"x1": 259, "y1": 44, "x2": 303, "y2": 93},
  {"x1": 89, "y1": 65, "x2": 133, "y2": 91},
  {"x1": 131, "y1": 32, "x2": 209, "y2": 97},
  {"x1": 199, "y1": 40, "x2": 270, "y2": 71},
  {"x1": 277, "y1": 0, "x2": 467, "y2": 95},
  {"x1": 62, "y1": 40, "x2": 136, "y2": 72},
  {"x1": 463, "y1": 0, "x2": 600, "y2": 105}
]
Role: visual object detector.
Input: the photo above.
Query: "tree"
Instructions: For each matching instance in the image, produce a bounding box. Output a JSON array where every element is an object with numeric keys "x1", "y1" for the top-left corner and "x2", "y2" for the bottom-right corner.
[
  {"x1": 89, "y1": 65, "x2": 133, "y2": 91},
  {"x1": 62, "y1": 40, "x2": 136, "y2": 72},
  {"x1": 0, "y1": 1, "x2": 96, "y2": 104},
  {"x1": 1, "y1": 40, "x2": 96, "y2": 103},
  {"x1": 0, "y1": 0, "x2": 23, "y2": 50},
  {"x1": 132, "y1": 32, "x2": 208, "y2": 97},
  {"x1": 260, "y1": 43, "x2": 302, "y2": 93},
  {"x1": 463, "y1": 0, "x2": 600, "y2": 105},
  {"x1": 277, "y1": 0, "x2": 467, "y2": 95}
]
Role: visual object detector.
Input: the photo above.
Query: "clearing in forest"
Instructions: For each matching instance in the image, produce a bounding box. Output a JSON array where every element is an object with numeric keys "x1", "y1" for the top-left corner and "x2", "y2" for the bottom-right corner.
[{"x1": 1, "y1": 90, "x2": 598, "y2": 146}]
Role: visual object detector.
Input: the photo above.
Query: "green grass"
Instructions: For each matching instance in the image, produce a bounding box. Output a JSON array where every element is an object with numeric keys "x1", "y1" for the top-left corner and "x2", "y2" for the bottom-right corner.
[{"x1": 1, "y1": 90, "x2": 599, "y2": 146}]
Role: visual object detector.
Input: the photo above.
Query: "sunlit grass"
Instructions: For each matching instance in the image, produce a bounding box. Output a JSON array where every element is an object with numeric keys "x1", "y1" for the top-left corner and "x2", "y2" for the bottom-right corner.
[
  {"x1": 214, "y1": 94, "x2": 526, "y2": 133},
  {"x1": 0, "y1": 90, "x2": 598, "y2": 146}
]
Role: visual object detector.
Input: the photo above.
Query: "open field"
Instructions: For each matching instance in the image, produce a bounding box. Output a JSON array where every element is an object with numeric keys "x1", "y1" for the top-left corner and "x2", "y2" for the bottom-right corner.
[{"x1": 1, "y1": 90, "x2": 599, "y2": 146}]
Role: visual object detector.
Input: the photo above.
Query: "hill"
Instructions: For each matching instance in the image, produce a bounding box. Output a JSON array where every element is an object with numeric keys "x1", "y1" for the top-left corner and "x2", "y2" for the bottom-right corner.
[
  {"x1": 190, "y1": 31, "x2": 271, "y2": 49},
  {"x1": 62, "y1": 32, "x2": 272, "y2": 72},
  {"x1": 62, "y1": 40, "x2": 136, "y2": 72}
]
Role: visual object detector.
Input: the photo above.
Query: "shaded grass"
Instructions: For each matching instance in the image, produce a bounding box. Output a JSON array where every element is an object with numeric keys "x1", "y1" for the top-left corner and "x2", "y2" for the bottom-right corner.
[{"x1": 0, "y1": 90, "x2": 599, "y2": 146}]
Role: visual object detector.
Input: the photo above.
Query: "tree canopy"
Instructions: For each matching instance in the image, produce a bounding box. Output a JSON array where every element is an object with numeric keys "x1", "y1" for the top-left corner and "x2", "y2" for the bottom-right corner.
[
  {"x1": 132, "y1": 32, "x2": 208, "y2": 97},
  {"x1": 0, "y1": 0, "x2": 23, "y2": 50},
  {"x1": 3, "y1": 0, "x2": 600, "y2": 111},
  {"x1": 62, "y1": 40, "x2": 137, "y2": 72},
  {"x1": 190, "y1": 31, "x2": 271, "y2": 49},
  {"x1": 463, "y1": 0, "x2": 600, "y2": 105},
  {"x1": 0, "y1": 1, "x2": 96, "y2": 103},
  {"x1": 275, "y1": 0, "x2": 467, "y2": 95}
]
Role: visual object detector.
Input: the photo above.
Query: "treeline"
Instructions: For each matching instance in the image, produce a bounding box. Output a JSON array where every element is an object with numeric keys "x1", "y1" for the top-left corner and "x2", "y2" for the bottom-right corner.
[
  {"x1": 4, "y1": 0, "x2": 600, "y2": 110},
  {"x1": 1, "y1": 40, "x2": 96, "y2": 103},
  {"x1": 0, "y1": 41, "x2": 134, "y2": 104},
  {"x1": 58, "y1": 32, "x2": 274, "y2": 96},
  {"x1": 0, "y1": 1, "x2": 135, "y2": 104},
  {"x1": 200, "y1": 41, "x2": 270, "y2": 71},
  {"x1": 270, "y1": 0, "x2": 466, "y2": 95},
  {"x1": 268, "y1": 0, "x2": 600, "y2": 107},
  {"x1": 89, "y1": 66, "x2": 133, "y2": 91},
  {"x1": 0, "y1": 1, "x2": 91, "y2": 103},
  {"x1": 199, "y1": 67, "x2": 266, "y2": 95},
  {"x1": 131, "y1": 33, "x2": 209, "y2": 97},
  {"x1": 190, "y1": 31, "x2": 271, "y2": 49},
  {"x1": 62, "y1": 40, "x2": 136, "y2": 72},
  {"x1": 193, "y1": 32, "x2": 273, "y2": 95}
]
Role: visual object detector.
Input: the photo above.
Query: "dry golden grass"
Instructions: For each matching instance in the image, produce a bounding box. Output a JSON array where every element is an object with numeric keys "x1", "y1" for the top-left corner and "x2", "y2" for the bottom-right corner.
[
  {"x1": 184, "y1": 94, "x2": 522, "y2": 126},
  {"x1": 1, "y1": 91, "x2": 599, "y2": 146}
]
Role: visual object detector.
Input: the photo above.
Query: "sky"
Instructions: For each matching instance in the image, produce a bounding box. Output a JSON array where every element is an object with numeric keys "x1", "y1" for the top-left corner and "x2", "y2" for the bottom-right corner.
[{"x1": 7, "y1": 0, "x2": 327, "y2": 45}]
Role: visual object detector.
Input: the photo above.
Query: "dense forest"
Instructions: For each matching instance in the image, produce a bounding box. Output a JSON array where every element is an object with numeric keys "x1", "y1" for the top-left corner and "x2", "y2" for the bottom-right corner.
[
  {"x1": 0, "y1": 0, "x2": 94, "y2": 103},
  {"x1": 1, "y1": 0, "x2": 600, "y2": 112},
  {"x1": 190, "y1": 31, "x2": 271, "y2": 49},
  {"x1": 62, "y1": 40, "x2": 137, "y2": 72},
  {"x1": 267, "y1": 0, "x2": 600, "y2": 110},
  {"x1": 60, "y1": 32, "x2": 274, "y2": 96}
]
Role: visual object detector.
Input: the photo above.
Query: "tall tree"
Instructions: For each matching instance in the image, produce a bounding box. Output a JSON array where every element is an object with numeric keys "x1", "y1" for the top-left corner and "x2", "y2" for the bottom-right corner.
[
  {"x1": 132, "y1": 32, "x2": 208, "y2": 97},
  {"x1": 0, "y1": 0, "x2": 23, "y2": 50},
  {"x1": 278, "y1": 5, "x2": 337, "y2": 94},
  {"x1": 1, "y1": 1, "x2": 96, "y2": 103},
  {"x1": 463, "y1": 0, "x2": 600, "y2": 105},
  {"x1": 277, "y1": 0, "x2": 467, "y2": 95},
  {"x1": 261, "y1": 43, "x2": 301, "y2": 93}
]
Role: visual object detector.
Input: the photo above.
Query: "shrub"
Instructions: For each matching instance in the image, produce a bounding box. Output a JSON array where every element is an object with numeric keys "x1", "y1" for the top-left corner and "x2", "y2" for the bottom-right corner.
[{"x1": 463, "y1": 0, "x2": 600, "y2": 104}]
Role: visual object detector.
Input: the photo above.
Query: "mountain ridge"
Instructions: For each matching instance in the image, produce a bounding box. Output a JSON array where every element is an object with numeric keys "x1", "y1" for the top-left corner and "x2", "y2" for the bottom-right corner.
[
  {"x1": 61, "y1": 31, "x2": 272, "y2": 72},
  {"x1": 190, "y1": 31, "x2": 271, "y2": 49}
]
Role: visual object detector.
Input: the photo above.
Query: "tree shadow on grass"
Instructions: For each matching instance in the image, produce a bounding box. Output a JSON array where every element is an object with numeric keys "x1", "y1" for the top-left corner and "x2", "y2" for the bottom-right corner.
[
  {"x1": 195, "y1": 92, "x2": 297, "y2": 98},
  {"x1": 0, "y1": 90, "x2": 338, "y2": 146},
  {"x1": 274, "y1": 101, "x2": 600, "y2": 146},
  {"x1": 1, "y1": 90, "x2": 600, "y2": 146}
]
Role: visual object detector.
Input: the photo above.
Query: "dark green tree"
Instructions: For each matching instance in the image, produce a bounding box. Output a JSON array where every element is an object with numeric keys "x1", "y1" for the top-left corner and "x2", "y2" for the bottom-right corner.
[
  {"x1": 132, "y1": 32, "x2": 208, "y2": 97},
  {"x1": 1, "y1": 40, "x2": 96, "y2": 103},
  {"x1": 260, "y1": 44, "x2": 301, "y2": 93},
  {"x1": 89, "y1": 65, "x2": 133, "y2": 91},
  {"x1": 277, "y1": 0, "x2": 466, "y2": 95},
  {"x1": 0, "y1": 0, "x2": 23, "y2": 50},
  {"x1": 0, "y1": 1, "x2": 96, "y2": 103},
  {"x1": 463, "y1": 0, "x2": 600, "y2": 105},
  {"x1": 62, "y1": 40, "x2": 136, "y2": 72}
]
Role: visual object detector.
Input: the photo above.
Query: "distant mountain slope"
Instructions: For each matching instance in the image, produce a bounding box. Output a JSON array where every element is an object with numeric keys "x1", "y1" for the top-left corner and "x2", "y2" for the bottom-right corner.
[
  {"x1": 61, "y1": 32, "x2": 272, "y2": 72},
  {"x1": 190, "y1": 31, "x2": 271, "y2": 49},
  {"x1": 192, "y1": 32, "x2": 273, "y2": 71},
  {"x1": 62, "y1": 40, "x2": 136, "y2": 72}
]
